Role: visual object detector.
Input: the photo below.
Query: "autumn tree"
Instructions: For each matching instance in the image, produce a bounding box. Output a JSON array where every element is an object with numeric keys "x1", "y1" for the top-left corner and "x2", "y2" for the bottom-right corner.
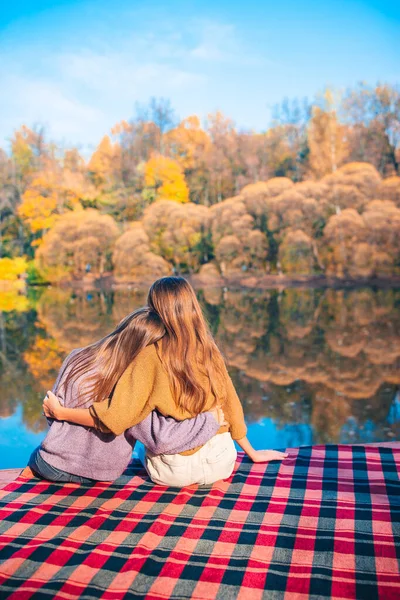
[
  {"x1": 320, "y1": 209, "x2": 367, "y2": 278},
  {"x1": 379, "y1": 176, "x2": 400, "y2": 208},
  {"x1": 205, "y1": 111, "x2": 240, "y2": 203},
  {"x1": 343, "y1": 83, "x2": 400, "y2": 175},
  {"x1": 322, "y1": 162, "x2": 382, "y2": 213},
  {"x1": 17, "y1": 167, "x2": 89, "y2": 246},
  {"x1": 165, "y1": 116, "x2": 211, "y2": 203},
  {"x1": 0, "y1": 149, "x2": 23, "y2": 256},
  {"x1": 10, "y1": 125, "x2": 49, "y2": 189},
  {"x1": 88, "y1": 135, "x2": 120, "y2": 189},
  {"x1": 166, "y1": 116, "x2": 210, "y2": 171},
  {"x1": 278, "y1": 230, "x2": 316, "y2": 275},
  {"x1": 308, "y1": 90, "x2": 348, "y2": 178},
  {"x1": 18, "y1": 174, "x2": 59, "y2": 245},
  {"x1": 362, "y1": 200, "x2": 400, "y2": 275},
  {"x1": 0, "y1": 257, "x2": 27, "y2": 280},
  {"x1": 36, "y1": 209, "x2": 119, "y2": 281},
  {"x1": 63, "y1": 148, "x2": 85, "y2": 172},
  {"x1": 144, "y1": 155, "x2": 189, "y2": 203},
  {"x1": 143, "y1": 200, "x2": 210, "y2": 272},
  {"x1": 134, "y1": 97, "x2": 176, "y2": 153},
  {"x1": 210, "y1": 197, "x2": 268, "y2": 275},
  {"x1": 271, "y1": 97, "x2": 311, "y2": 180},
  {"x1": 113, "y1": 224, "x2": 171, "y2": 280},
  {"x1": 318, "y1": 200, "x2": 400, "y2": 279}
]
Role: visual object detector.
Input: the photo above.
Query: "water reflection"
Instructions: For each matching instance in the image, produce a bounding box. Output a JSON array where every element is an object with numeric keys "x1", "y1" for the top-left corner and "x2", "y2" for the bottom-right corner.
[{"x1": 0, "y1": 285, "x2": 399, "y2": 467}]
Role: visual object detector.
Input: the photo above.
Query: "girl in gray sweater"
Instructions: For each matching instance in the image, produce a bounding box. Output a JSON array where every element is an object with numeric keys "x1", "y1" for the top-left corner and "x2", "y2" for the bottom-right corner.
[{"x1": 30, "y1": 307, "x2": 222, "y2": 483}]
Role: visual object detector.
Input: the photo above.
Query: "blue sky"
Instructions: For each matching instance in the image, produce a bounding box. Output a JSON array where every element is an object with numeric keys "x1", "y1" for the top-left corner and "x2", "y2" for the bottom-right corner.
[{"x1": 1, "y1": 0, "x2": 399, "y2": 154}]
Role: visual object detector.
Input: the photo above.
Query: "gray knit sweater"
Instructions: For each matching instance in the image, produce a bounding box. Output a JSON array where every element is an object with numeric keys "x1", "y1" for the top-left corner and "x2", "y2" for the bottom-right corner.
[{"x1": 38, "y1": 350, "x2": 220, "y2": 481}]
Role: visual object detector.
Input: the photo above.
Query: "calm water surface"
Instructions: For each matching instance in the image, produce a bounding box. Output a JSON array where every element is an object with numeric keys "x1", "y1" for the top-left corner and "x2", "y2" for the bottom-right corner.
[{"x1": 0, "y1": 285, "x2": 399, "y2": 469}]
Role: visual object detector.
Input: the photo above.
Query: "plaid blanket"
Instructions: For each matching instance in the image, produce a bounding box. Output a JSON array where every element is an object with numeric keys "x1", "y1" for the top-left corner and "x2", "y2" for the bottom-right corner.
[{"x1": 0, "y1": 445, "x2": 399, "y2": 600}]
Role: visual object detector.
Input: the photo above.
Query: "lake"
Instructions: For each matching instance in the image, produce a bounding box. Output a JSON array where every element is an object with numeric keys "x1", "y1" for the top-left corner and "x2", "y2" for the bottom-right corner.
[{"x1": 0, "y1": 284, "x2": 399, "y2": 469}]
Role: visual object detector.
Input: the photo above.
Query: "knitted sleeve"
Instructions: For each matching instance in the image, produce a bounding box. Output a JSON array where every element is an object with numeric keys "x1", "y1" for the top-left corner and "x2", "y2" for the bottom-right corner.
[
  {"x1": 219, "y1": 359, "x2": 247, "y2": 441},
  {"x1": 125, "y1": 411, "x2": 220, "y2": 455}
]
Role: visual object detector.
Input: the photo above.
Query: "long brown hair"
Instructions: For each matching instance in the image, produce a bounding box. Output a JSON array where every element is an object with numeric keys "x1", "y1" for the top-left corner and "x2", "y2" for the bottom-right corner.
[
  {"x1": 147, "y1": 276, "x2": 226, "y2": 414},
  {"x1": 60, "y1": 307, "x2": 165, "y2": 405}
]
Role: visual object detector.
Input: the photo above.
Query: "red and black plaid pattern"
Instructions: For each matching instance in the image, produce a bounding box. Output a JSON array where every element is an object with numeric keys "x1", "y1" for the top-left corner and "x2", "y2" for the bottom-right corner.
[{"x1": 0, "y1": 444, "x2": 399, "y2": 599}]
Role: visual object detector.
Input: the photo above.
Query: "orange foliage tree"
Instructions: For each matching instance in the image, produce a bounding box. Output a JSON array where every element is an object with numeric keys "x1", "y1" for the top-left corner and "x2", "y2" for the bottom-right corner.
[
  {"x1": 36, "y1": 209, "x2": 119, "y2": 281},
  {"x1": 113, "y1": 224, "x2": 171, "y2": 281}
]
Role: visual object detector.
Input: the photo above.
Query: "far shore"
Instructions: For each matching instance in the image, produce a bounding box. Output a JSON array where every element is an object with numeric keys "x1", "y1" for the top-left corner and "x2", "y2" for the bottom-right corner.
[{"x1": 20, "y1": 273, "x2": 400, "y2": 292}]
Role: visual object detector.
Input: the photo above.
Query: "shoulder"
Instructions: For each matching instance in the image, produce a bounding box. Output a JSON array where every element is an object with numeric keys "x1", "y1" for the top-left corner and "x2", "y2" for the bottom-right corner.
[
  {"x1": 67, "y1": 347, "x2": 83, "y2": 360},
  {"x1": 57, "y1": 348, "x2": 82, "y2": 376},
  {"x1": 114, "y1": 344, "x2": 162, "y2": 394},
  {"x1": 62, "y1": 347, "x2": 84, "y2": 365},
  {"x1": 127, "y1": 344, "x2": 161, "y2": 373},
  {"x1": 137, "y1": 343, "x2": 159, "y2": 362}
]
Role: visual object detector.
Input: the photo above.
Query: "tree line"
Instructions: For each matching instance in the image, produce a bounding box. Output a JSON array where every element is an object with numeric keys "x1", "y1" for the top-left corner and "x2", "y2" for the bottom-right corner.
[{"x1": 0, "y1": 83, "x2": 399, "y2": 281}]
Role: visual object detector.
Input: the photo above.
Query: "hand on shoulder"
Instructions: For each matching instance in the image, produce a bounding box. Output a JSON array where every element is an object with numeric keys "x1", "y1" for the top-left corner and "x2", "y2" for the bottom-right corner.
[{"x1": 210, "y1": 404, "x2": 228, "y2": 426}]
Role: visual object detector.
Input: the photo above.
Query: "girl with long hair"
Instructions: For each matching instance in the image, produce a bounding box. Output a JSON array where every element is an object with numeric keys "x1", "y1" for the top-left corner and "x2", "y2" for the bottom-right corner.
[
  {"x1": 43, "y1": 277, "x2": 287, "y2": 487},
  {"x1": 31, "y1": 307, "x2": 223, "y2": 483}
]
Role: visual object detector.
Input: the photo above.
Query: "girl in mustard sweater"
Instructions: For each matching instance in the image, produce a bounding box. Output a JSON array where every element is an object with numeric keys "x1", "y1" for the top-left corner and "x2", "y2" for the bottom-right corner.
[{"x1": 44, "y1": 277, "x2": 287, "y2": 487}]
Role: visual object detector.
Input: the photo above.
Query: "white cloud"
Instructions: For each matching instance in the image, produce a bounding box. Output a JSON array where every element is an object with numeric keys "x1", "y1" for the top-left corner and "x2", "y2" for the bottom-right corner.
[
  {"x1": 190, "y1": 23, "x2": 237, "y2": 61},
  {"x1": 189, "y1": 21, "x2": 270, "y2": 67},
  {"x1": 0, "y1": 17, "x2": 264, "y2": 150},
  {"x1": 0, "y1": 73, "x2": 106, "y2": 150}
]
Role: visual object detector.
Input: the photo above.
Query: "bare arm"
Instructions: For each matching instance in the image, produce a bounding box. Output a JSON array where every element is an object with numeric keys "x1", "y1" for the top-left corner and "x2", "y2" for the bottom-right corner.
[
  {"x1": 43, "y1": 392, "x2": 95, "y2": 427},
  {"x1": 236, "y1": 436, "x2": 288, "y2": 463}
]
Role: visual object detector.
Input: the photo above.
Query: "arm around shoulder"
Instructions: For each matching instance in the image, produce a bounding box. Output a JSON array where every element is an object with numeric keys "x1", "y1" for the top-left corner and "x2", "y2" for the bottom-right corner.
[
  {"x1": 90, "y1": 348, "x2": 156, "y2": 436},
  {"x1": 129, "y1": 410, "x2": 220, "y2": 455}
]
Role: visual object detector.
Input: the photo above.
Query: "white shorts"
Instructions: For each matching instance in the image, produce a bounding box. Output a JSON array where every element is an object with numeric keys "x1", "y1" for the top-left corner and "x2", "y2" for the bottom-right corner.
[{"x1": 144, "y1": 432, "x2": 237, "y2": 487}]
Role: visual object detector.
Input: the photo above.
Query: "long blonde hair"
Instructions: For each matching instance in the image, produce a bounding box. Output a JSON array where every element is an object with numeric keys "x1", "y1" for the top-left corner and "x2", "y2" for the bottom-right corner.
[
  {"x1": 147, "y1": 276, "x2": 226, "y2": 414},
  {"x1": 60, "y1": 307, "x2": 165, "y2": 405}
]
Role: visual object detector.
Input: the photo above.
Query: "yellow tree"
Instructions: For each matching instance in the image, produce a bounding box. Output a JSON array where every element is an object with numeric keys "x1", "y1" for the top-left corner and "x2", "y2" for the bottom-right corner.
[
  {"x1": 165, "y1": 116, "x2": 211, "y2": 171},
  {"x1": 18, "y1": 175, "x2": 59, "y2": 244},
  {"x1": 144, "y1": 155, "x2": 189, "y2": 203},
  {"x1": 0, "y1": 257, "x2": 27, "y2": 280},
  {"x1": 308, "y1": 90, "x2": 348, "y2": 178},
  {"x1": 18, "y1": 169, "x2": 85, "y2": 245},
  {"x1": 88, "y1": 135, "x2": 120, "y2": 188}
]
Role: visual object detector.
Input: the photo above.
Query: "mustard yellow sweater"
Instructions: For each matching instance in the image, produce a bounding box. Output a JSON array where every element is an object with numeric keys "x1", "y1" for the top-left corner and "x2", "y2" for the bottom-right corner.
[{"x1": 90, "y1": 343, "x2": 247, "y2": 455}]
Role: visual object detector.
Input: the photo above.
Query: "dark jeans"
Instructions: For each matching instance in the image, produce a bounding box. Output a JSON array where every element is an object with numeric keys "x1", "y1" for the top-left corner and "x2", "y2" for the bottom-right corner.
[{"x1": 28, "y1": 448, "x2": 95, "y2": 484}]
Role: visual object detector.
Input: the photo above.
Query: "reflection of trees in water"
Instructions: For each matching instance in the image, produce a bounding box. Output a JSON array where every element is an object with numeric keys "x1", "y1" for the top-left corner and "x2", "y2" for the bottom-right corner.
[
  {"x1": 0, "y1": 307, "x2": 46, "y2": 430},
  {"x1": 1, "y1": 287, "x2": 151, "y2": 432},
  {"x1": 0, "y1": 285, "x2": 399, "y2": 442},
  {"x1": 111, "y1": 289, "x2": 148, "y2": 323},
  {"x1": 212, "y1": 289, "x2": 270, "y2": 370},
  {"x1": 207, "y1": 286, "x2": 400, "y2": 442},
  {"x1": 36, "y1": 288, "x2": 114, "y2": 351}
]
